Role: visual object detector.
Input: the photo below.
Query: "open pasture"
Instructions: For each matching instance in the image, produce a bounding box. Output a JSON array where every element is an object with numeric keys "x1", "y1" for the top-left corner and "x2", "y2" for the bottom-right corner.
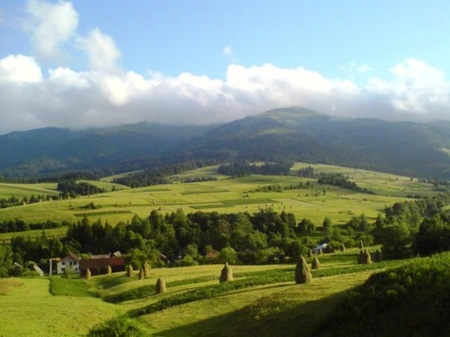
[
  {"x1": 87, "y1": 248, "x2": 400, "y2": 336},
  {"x1": 0, "y1": 277, "x2": 120, "y2": 337},
  {"x1": 0, "y1": 182, "x2": 59, "y2": 199},
  {"x1": 0, "y1": 163, "x2": 437, "y2": 238},
  {"x1": 0, "y1": 247, "x2": 417, "y2": 336}
]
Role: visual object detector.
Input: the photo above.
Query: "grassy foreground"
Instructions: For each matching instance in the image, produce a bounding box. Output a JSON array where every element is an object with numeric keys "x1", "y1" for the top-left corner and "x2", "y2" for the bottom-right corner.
[
  {"x1": 2, "y1": 250, "x2": 447, "y2": 336},
  {"x1": 0, "y1": 277, "x2": 120, "y2": 336}
]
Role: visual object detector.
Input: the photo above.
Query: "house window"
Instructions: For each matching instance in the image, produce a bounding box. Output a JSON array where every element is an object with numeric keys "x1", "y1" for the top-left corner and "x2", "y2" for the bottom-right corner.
[{"x1": 62, "y1": 262, "x2": 65, "y2": 265}]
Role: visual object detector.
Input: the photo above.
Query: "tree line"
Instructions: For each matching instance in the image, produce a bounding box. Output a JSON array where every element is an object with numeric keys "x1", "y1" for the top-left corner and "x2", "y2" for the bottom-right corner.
[
  {"x1": 218, "y1": 161, "x2": 294, "y2": 177},
  {"x1": 1, "y1": 192, "x2": 450, "y2": 277}
]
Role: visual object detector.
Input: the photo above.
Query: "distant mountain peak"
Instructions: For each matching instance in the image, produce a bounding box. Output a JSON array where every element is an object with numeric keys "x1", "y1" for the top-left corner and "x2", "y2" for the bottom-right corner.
[{"x1": 258, "y1": 106, "x2": 320, "y2": 119}]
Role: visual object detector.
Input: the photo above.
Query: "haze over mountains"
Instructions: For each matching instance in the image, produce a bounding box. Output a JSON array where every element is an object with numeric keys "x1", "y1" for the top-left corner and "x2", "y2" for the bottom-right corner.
[{"x1": 1, "y1": 107, "x2": 450, "y2": 180}]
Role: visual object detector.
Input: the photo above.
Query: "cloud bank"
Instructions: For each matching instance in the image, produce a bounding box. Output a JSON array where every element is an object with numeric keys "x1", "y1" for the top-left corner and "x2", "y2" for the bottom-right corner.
[{"x1": 0, "y1": 0, "x2": 450, "y2": 134}]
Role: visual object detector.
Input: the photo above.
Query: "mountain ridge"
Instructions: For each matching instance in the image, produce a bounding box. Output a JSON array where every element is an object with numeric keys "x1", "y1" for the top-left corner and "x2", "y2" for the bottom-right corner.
[{"x1": 1, "y1": 107, "x2": 450, "y2": 180}]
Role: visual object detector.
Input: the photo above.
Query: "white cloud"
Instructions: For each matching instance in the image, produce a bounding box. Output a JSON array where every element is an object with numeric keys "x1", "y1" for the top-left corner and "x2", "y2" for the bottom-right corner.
[
  {"x1": 222, "y1": 45, "x2": 233, "y2": 57},
  {"x1": 1, "y1": 56, "x2": 450, "y2": 134},
  {"x1": 25, "y1": 0, "x2": 78, "y2": 63},
  {"x1": 77, "y1": 28, "x2": 121, "y2": 73},
  {"x1": 0, "y1": 54, "x2": 42, "y2": 82},
  {"x1": 3, "y1": 2, "x2": 450, "y2": 135}
]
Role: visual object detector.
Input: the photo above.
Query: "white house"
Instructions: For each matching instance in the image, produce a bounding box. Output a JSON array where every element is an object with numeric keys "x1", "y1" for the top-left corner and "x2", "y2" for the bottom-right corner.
[{"x1": 57, "y1": 252, "x2": 80, "y2": 274}]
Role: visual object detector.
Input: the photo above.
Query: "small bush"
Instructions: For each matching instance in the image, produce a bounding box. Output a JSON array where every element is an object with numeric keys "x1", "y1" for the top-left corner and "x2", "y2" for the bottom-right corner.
[{"x1": 88, "y1": 316, "x2": 141, "y2": 337}]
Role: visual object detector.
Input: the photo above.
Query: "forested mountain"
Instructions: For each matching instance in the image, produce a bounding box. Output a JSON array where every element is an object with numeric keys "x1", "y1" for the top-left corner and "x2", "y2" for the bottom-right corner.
[
  {"x1": 0, "y1": 123, "x2": 215, "y2": 179},
  {"x1": 1, "y1": 107, "x2": 450, "y2": 180}
]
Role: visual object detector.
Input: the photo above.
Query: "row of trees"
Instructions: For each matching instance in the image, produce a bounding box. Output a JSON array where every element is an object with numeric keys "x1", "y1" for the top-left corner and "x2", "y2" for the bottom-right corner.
[
  {"x1": 57, "y1": 180, "x2": 106, "y2": 198},
  {"x1": 1, "y1": 192, "x2": 450, "y2": 277},
  {"x1": 218, "y1": 161, "x2": 294, "y2": 177},
  {"x1": 0, "y1": 194, "x2": 57, "y2": 209},
  {"x1": 0, "y1": 219, "x2": 63, "y2": 233},
  {"x1": 323, "y1": 193, "x2": 450, "y2": 259},
  {"x1": 113, "y1": 160, "x2": 218, "y2": 188},
  {"x1": 317, "y1": 173, "x2": 374, "y2": 194}
]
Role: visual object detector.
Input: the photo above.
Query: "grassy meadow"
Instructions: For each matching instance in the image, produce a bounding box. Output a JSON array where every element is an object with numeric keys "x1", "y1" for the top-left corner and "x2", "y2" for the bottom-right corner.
[
  {"x1": 0, "y1": 163, "x2": 445, "y2": 336},
  {"x1": 0, "y1": 163, "x2": 437, "y2": 243},
  {"x1": 0, "y1": 248, "x2": 405, "y2": 336}
]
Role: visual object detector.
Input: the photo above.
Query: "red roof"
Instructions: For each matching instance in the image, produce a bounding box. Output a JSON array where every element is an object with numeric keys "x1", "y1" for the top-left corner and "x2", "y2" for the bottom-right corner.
[{"x1": 79, "y1": 257, "x2": 125, "y2": 270}]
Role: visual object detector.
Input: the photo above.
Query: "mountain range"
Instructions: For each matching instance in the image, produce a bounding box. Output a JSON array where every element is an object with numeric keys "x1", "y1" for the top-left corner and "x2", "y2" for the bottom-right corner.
[{"x1": 1, "y1": 107, "x2": 450, "y2": 180}]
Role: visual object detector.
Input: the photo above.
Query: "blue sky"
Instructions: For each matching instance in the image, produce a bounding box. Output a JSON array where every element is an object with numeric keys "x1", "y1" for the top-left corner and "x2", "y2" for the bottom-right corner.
[{"x1": 0, "y1": 0, "x2": 449, "y2": 133}]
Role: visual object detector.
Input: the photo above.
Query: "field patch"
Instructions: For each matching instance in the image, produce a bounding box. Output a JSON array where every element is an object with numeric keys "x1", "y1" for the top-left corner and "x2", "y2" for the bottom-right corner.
[
  {"x1": 181, "y1": 189, "x2": 229, "y2": 195},
  {"x1": 0, "y1": 278, "x2": 120, "y2": 337},
  {"x1": 0, "y1": 278, "x2": 23, "y2": 295},
  {"x1": 49, "y1": 276, "x2": 96, "y2": 297},
  {"x1": 74, "y1": 210, "x2": 133, "y2": 217}
]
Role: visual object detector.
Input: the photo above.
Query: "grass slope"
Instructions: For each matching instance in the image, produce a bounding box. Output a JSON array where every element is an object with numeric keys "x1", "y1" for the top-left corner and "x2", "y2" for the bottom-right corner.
[
  {"x1": 0, "y1": 277, "x2": 120, "y2": 337},
  {"x1": 0, "y1": 163, "x2": 438, "y2": 243}
]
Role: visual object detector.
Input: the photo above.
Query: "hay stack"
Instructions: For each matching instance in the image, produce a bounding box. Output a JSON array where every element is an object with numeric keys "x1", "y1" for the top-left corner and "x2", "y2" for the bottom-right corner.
[
  {"x1": 311, "y1": 256, "x2": 320, "y2": 270},
  {"x1": 357, "y1": 249, "x2": 364, "y2": 264},
  {"x1": 359, "y1": 240, "x2": 364, "y2": 249},
  {"x1": 373, "y1": 249, "x2": 382, "y2": 262},
  {"x1": 219, "y1": 262, "x2": 233, "y2": 283},
  {"x1": 295, "y1": 256, "x2": 312, "y2": 284},
  {"x1": 155, "y1": 278, "x2": 166, "y2": 294},
  {"x1": 340, "y1": 243, "x2": 346, "y2": 252},
  {"x1": 143, "y1": 261, "x2": 150, "y2": 277},
  {"x1": 138, "y1": 268, "x2": 144, "y2": 280},
  {"x1": 106, "y1": 265, "x2": 112, "y2": 275},
  {"x1": 360, "y1": 248, "x2": 372, "y2": 264},
  {"x1": 307, "y1": 249, "x2": 313, "y2": 258},
  {"x1": 126, "y1": 264, "x2": 133, "y2": 277},
  {"x1": 85, "y1": 268, "x2": 91, "y2": 280}
]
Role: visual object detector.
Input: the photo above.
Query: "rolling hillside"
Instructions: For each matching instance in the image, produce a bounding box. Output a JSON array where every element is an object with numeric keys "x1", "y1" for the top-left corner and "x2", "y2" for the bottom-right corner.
[{"x1": 1, "y1": 107, "x2": 450, "y2": 180}]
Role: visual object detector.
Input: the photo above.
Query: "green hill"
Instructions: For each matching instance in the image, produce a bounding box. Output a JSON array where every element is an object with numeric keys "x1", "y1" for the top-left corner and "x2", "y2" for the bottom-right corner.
[{"x1": 1, "y1": 107, "x2": 450, "y2": 180}]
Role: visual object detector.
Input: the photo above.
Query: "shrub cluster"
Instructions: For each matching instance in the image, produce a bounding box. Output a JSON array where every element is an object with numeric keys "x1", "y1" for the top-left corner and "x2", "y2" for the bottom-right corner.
[{"x1": 314, "y1": 252, "x2": 450, "y2": 337}]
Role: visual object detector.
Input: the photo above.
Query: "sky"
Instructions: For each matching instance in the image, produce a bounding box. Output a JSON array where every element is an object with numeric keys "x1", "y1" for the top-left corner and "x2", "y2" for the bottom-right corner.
[{"x1": 1, "y1": 0, "x2": 450, "y2": 134}]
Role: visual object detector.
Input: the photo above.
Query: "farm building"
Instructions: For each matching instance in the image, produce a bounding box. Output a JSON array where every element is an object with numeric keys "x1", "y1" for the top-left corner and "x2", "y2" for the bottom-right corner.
[
  {"x1": 79, "y1": 252, "x2": 125, "y2": 277},
  {"x1": 56, "y1": 252, "x2": 80, "y2": 274}
]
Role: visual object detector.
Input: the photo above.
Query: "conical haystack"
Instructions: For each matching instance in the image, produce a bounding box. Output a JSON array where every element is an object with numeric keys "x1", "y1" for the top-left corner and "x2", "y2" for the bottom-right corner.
[
  {"x1": 155, "y1": 277, "x2": 166, "y2": 294},
  {"x1": 363, "y1": 248, "x2": 372, "y2": 264},
  {"x1": 311, "y1": 256, "x2": 320, "y2": 270},
  {"x1": 85, "y1": 268, "x2": 91, "y2": 280},
  {"x1": 295, "y1": 256, "x2": 312, "y2": 284},
  {"x1": 126, "y1": 264, "x2": 133, "y2": 277},
  {"x1": 106, "y1": 265, "x2": 112, "y2": 275},
  {"x1": 143, "y1": 261, "x2": 150, "y2": 277},
  {"x1": 138, "y1": 268, "x2": 144, "y2": 280},
  {"x1": 219, "y1": 262, "x2": 233, "y2": 283},
  {"x1": 307, "y1": 249, "x2": 313, "y2": 258},
  {"x1": 340, "y1": 243, "x2": 346, "y2": 252},
  {"x1": 373, "y1": 249, "x2": 382, "y2": 262},
  {"x1": 357, "y1": 249, "x2": 364, "y2": 264},
  {"x1": 359, "y1": 240, "x2": 364, "y2": 249}
]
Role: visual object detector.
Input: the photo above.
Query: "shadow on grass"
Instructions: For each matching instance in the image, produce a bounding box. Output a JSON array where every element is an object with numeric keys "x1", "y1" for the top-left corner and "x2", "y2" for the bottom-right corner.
[{"x1": 143, "y1": 288, "x2": 350, "y2": 337}]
